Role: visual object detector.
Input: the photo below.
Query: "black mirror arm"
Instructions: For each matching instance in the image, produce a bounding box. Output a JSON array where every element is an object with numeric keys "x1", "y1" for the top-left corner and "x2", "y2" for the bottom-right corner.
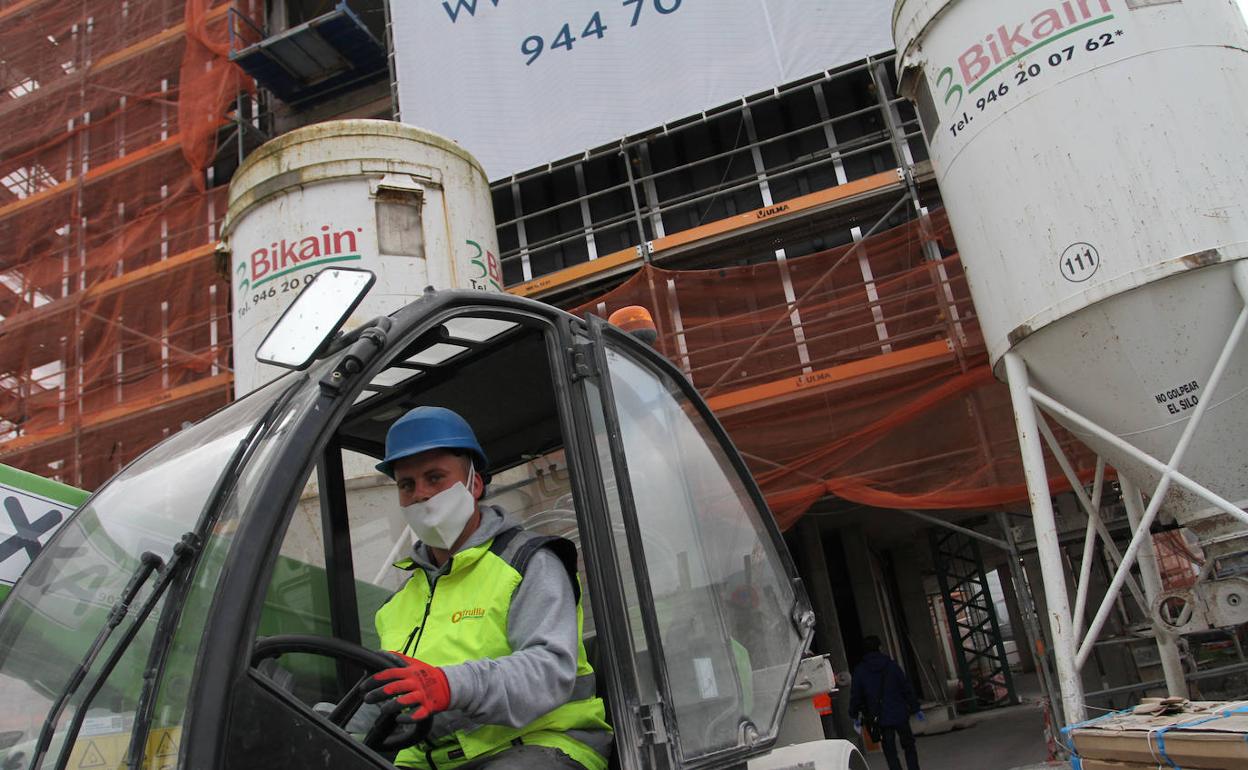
[
  {"x1": 322, "y1": 316, "x2": 394, "y2": 360},
  {"x1": 319, "y1": 317, "x2": 394, "y2": 393}
]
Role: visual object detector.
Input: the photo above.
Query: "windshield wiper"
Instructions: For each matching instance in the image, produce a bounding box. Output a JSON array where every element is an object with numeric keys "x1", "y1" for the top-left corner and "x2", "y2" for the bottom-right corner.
[
  {"x1": 29, "y1": 550, "x2": 164, "y2": 768},
  {"x1": 45, "y1": 534, "x2": 201, "y2": 770},
  {"x1": 120, "y1": 532, "x2": 203, "y2": 770}
]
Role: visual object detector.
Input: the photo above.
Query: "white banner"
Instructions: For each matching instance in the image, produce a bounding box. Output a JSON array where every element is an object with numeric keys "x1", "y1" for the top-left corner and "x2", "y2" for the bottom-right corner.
[{"x1": 392, "y1": 0, "x2": 893, "y2": 179}]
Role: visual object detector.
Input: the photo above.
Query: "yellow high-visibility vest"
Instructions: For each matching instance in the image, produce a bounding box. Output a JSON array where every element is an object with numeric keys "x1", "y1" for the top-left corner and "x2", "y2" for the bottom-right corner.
[{"x1": 376, "y1": 528, "x2": 610, "y2": 770}]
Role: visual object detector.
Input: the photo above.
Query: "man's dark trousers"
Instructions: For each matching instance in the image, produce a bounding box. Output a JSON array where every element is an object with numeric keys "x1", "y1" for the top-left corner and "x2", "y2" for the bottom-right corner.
[{"x1": 880, "y1": 721, "x2": 920, "y2": 770}]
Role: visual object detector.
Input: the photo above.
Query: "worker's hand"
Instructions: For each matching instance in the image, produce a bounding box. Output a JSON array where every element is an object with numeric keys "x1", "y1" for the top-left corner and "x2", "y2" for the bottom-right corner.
[
  {"x1": 357, "y1": 687, "x2": 434, "y2": 750},
  {"x1": 361, "y1": 652, "x2": 452, "y2": 721},
  {"x1": 915, "y1": 709, "x2": 926, "y2": 722},
  {"x1": 380, "y1": 713, "x2": 433, "y2": 750},
  {"x1": 853, "y1": 718, "x2": 862, "y2": 733}
]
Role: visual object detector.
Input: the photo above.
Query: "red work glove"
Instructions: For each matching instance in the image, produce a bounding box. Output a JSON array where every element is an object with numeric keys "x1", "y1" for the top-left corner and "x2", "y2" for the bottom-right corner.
[{"x1": 365, "y1": 652, "x2": 452, "y2": 721}]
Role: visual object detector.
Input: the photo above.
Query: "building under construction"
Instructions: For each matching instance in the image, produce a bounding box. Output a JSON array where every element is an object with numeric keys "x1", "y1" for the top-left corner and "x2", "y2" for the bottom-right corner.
[
  {"x1": 0, "y1": 0, "x2": 252, "y2": 487},
  {"x1": 2, "y1": 0, "x2": 1241, "y2": 766}
]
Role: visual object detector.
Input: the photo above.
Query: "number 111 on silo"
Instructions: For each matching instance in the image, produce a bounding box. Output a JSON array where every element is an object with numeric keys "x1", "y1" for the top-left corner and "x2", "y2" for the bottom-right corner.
[{"x1": 1060, "y1": 242, "x2": 1100, "y2": 283}]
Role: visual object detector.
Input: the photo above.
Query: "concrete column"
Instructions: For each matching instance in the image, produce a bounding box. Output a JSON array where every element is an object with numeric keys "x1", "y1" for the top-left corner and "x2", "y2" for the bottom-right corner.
[
  {"x1": 999, "y1": 563, "x2": 1036, "y2": 674},
  {"x1": 842, "y1": 526, "x2": 890, "y2": 646},
  {"x1": 890, "y1": 543, "x2": 950, "y2": 701},
  {"x1": 793, "y1": 518, "x2": 856, "y2": 744}
]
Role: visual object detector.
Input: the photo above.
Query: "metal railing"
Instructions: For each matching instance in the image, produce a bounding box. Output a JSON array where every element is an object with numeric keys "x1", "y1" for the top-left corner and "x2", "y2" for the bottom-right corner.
[
  {"x1": 491, "y1": 54, "x2": 926, "y2": 285},
  {"x1": 226, "y1": 6, "x2": 266, "y2": 56}
]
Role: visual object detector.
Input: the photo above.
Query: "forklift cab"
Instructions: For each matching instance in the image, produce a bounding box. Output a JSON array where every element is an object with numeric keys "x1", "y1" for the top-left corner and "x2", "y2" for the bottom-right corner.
[{"x1": 0, "y1": 272, "x2": 841, "y2": 770}]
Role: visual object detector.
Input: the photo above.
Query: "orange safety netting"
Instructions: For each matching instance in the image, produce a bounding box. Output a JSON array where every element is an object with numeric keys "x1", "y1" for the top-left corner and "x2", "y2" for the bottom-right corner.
[
  {"x1": 0, "y1": 0, "x2": 254, "y2": 488},
  {"x1": 572, "y1": 211, "x2": 1097, "y2": 529},
  {"x1": 1156, "y1": 530, "x2": 1204, "y2": 590}
]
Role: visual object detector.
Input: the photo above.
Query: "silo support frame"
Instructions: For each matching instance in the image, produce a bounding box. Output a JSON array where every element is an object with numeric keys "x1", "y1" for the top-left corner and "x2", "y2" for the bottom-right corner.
[
  {"x1": 1034, "y1": 425, "x2": 1187, "y2": 698},
  {"x1": 1003, "y1": 261, "x2": 1248, "y2": 724},
  {"x1": 1034, "y1": 428, "x2": 1148, "y2": 626}
]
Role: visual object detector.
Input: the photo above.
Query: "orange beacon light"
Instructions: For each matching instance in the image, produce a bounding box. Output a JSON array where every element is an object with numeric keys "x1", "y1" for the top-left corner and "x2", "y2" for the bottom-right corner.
[{"x1": 607, "y1": 306, "x2": 658, "y2": 346}]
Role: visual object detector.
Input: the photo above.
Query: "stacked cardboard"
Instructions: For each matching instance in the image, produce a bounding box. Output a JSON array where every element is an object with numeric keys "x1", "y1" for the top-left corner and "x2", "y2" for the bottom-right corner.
[{"x1": 1065, "y1": 700, "x2": 1248, "y2": 769}]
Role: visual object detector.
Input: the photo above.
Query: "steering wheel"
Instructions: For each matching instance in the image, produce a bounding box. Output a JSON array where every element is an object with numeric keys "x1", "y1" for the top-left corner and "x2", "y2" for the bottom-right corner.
[{"x1": 251, "y1": 634, "x2": 432, "y2": 751}]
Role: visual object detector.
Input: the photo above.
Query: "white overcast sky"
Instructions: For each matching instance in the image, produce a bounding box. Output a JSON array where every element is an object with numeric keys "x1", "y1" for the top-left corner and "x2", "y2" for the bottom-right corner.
[{"x1": 1241, "y1": 0, "x2": 1248, "y2": 22}]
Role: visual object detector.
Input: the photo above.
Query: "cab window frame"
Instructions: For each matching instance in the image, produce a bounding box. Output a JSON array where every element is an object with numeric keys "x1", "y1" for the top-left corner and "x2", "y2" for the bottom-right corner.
[{"x1": 584, "y1": 315, "x2": 814, "y2": 769}]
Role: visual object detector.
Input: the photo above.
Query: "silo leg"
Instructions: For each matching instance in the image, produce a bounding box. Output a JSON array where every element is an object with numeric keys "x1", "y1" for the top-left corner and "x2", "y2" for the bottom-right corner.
[
  {"x1": 1004, "y1": 352, "x2": 1087, "y2": 725},
  {"x1": 1119, "y1": 476, "x2": 1189, "y2": 698}
]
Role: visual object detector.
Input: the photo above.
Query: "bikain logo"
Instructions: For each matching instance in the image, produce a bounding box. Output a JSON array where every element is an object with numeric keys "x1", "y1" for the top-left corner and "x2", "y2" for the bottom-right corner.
[
  {"x1": 451, "y1": 607, "x2": 485, "y2": 623},
  {"x1": 934, "y1": 0, "x2": 1114, "y2": 113},
  {"x1": 238, "y1": 225, "x2": 365, "y2": 290}
]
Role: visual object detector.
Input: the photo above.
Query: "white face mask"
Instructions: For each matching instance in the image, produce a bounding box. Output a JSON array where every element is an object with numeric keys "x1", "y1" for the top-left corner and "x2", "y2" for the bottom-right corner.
[{"x1": 400, "y1": 463, "x2": 477, "y2": 550}]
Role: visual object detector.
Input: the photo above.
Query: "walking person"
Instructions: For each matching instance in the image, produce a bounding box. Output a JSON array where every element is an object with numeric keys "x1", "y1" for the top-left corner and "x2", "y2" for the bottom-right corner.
[{"x1": 849, "y1": 635, "x2": 923, "y2": 770}]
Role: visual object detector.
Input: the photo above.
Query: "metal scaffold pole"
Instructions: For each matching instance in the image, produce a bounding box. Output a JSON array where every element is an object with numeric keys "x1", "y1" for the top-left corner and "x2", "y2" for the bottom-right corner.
[
  {"x1": 1004, "y1": 352, "x2": 1086, "y2": 725},
  {"x1": 1119, "y1": 475, "x2": 1189, "y2": 698}
]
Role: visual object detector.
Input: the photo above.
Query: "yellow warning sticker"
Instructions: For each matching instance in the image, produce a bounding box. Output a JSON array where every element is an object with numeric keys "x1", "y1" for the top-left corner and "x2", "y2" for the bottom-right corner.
[
  {"x1": 64, "y1": 727, "x2": 181, "y2": 770},
  {"x1": 76, "y1": 742, "x2": 107, "y2": 768},
  {"x1": 153, "y1": 732, "x2": 177, "y2": 759}
]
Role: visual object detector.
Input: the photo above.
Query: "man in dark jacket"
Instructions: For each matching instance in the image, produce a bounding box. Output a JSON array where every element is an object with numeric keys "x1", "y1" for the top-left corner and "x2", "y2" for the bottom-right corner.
[{"x1": 848, "y1": 636, "x2": 923, "y2": 770}]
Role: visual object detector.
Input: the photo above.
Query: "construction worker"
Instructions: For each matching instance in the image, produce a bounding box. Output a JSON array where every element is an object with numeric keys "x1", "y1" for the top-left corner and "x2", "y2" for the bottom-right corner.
[
  {"x1": 361, "y1": 406, "x2": 612, "y2": 770},
  {"x1": 849, "y1": 635, "x2": 923, "y2": 770}
]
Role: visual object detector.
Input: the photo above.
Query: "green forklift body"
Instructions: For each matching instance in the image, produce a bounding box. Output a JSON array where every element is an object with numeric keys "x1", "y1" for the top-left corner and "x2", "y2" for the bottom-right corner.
[{"x1": 0, "y1": 465, "x2": 89, "y2": 604}]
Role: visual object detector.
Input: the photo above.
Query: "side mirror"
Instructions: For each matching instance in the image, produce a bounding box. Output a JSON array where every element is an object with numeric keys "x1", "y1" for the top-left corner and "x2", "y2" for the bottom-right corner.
[{"x1": 256, "y1": 267, "x2": 376, "y2": 370}]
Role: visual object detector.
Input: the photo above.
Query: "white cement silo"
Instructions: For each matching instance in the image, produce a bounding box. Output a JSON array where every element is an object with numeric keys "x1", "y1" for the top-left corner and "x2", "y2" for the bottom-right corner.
[
  {"x1": 893, "y1": 0, "x2": 1248, "y2": 723},
  {"x1": 223, "y1": 119, "x2": 503, "y2": 397}
]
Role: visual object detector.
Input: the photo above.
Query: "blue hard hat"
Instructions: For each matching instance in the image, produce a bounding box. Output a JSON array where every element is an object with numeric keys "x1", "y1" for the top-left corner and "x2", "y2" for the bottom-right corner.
[{"x1": 376, "y1": 406, "x2": 489, "y2": 479}]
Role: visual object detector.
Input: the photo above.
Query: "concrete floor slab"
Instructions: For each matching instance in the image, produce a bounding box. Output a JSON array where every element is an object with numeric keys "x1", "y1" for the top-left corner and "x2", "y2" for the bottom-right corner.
[{"x1": 864, "y1": 703, "x2": 1055, "y2": 770}]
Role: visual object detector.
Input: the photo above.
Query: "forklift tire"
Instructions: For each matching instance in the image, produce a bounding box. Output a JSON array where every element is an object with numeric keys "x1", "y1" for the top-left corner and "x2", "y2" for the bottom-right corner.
[{"x1": 250, "y1": 634, "x2": 432, "y2": 753}]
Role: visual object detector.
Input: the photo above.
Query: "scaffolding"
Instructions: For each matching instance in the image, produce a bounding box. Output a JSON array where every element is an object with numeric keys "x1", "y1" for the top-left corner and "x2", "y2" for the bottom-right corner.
[
  {"x1": 491, "y1": 57, "x2": 931, "y2": 302},
  {"x1": 930, "y1": 528, "x2": 1017, "y2": 712},
  {"x1": 0, "y1": 0, "x2": 254, "y2": 488}
]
